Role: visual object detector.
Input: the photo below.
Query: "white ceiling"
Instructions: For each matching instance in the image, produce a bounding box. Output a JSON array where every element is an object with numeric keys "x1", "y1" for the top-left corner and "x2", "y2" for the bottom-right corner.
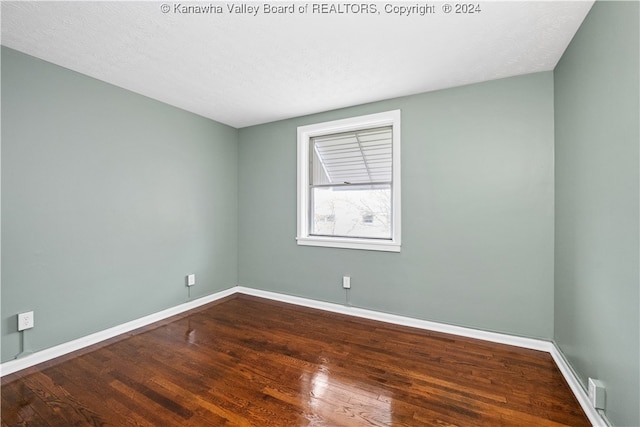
[{"x1": 1, "y1": 1, "x2": 594, "y2": 128}]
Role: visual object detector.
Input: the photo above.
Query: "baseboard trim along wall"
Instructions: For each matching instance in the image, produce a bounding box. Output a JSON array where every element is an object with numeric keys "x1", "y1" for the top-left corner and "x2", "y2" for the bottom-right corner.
[
  {"x1": 549, "y1": 343, "x2": 610, "y2": 427},
  {"x1": 0, "y1": 285, "x2": 605, "y2": 426},
  {"x1": 238, "y1": 286, "x2": 552, "y2": 350},
  {"x1": 0, "y1": 287, "x2": 237, "y2": 377}
]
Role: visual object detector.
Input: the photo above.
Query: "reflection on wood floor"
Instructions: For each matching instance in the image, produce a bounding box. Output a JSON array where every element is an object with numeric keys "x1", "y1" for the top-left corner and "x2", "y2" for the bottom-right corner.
[{"x1": 1, "y1": 294, "x2": 590, "y2": 426}]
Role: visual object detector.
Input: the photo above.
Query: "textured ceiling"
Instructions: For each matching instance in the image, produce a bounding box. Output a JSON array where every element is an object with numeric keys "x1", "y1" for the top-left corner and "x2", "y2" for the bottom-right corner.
[{"x1": 1, "y1": 1, "x2": 594, "y2": 128}]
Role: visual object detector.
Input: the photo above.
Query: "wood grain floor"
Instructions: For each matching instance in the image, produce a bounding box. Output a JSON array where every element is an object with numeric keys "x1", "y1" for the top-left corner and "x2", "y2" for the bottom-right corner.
[{"x1": 2, "y1": 294, "x2": 589, "y2": 426}]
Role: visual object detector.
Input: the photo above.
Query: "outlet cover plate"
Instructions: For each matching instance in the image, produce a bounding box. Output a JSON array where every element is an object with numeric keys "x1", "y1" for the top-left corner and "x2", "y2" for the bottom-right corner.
[
  {"x1": 588, "y1": 378, "x2": 605, "y2": 410},
  {"x1": 186, "y1": 274, "x2": 196, "y2": 287},
  {"x1": 18, "y1": 311, "x2": 34, "y2": 331}
]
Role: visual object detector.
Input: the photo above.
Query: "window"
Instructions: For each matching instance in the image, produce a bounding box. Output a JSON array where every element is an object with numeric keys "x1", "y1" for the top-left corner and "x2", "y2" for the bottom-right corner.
[{"x1": 297, "y1": 110, "x2": 401, "y2": 252}]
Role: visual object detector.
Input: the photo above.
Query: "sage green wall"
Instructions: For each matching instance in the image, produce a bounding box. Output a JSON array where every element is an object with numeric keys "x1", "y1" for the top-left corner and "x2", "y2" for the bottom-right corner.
[
  {"x1": 554, "y1": 2, "x2": 640, "y2": 426},
  {"x1": 238, "y1": 72, "x2": 555, "y2": 339},
  {"x1": 1, "y1": 47, "x2": 239, "y2": 362}
]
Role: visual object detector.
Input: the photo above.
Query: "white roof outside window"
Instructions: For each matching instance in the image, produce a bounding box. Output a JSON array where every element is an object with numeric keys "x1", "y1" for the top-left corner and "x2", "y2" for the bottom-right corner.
[{"x1": 311, "y1": 126, "x2": 393, "y2": 186}]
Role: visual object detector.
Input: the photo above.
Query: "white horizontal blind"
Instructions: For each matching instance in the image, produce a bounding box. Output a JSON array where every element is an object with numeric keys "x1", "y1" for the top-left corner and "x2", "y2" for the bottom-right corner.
[{"x1": 311, "y1": 126, "x2": 393, "y2": 186}]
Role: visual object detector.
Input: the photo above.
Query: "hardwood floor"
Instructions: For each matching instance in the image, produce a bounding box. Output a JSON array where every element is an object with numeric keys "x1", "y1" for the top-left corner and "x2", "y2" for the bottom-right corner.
[{"x1": 2, "y1": 294, "x2": 590, "y2": 426}]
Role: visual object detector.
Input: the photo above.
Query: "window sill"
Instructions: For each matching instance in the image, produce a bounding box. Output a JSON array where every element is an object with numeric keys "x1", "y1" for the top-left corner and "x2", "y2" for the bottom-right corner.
[{"x1": 296, "y1": 236, "x2": 401, "y2": 252}]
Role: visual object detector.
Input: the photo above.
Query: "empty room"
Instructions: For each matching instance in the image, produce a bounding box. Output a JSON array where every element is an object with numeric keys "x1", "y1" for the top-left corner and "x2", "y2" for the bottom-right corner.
[{"x1": 1, "y1": 1, "x2": 638, "y2": 426}]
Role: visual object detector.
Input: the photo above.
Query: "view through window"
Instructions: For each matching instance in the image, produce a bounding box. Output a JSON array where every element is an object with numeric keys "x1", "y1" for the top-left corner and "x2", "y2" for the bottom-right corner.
[
  {"x1": 297, "y1": 110, "x2": 401, "y2": 252},
  {"x1": 310, "y1": 126, "x2": 392, "y2": 239}
]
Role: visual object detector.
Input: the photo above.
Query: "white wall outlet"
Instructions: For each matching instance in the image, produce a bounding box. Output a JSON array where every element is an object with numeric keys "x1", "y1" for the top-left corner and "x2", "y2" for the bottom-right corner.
[
  {"x1": 588, "y1": 378, "x2": 606, "y2": 410},
  {"x1": 186, "y1": 274, "x2": 196, "y2": 287},
  {"x1": 18, "y1": 311, "x2": 34, "y2": 331},
  {"x1": 342, "y1": 276, "x2": 351, "y2": 289}
]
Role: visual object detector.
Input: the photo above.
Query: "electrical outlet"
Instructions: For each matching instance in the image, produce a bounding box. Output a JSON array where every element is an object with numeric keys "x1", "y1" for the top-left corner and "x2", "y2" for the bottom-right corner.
[
  {"x1": 342, "y1": 276, "x2": 351, "y2": 289},
  {"x1": 588, "y1": 378, "x2": 606, "y2": 410},
  {"x1": 18, "y1": 311, "x2": 34, "y2": 331},
  {"x1": 186, "y1": 274, "x2": 196, "y2": 287}
]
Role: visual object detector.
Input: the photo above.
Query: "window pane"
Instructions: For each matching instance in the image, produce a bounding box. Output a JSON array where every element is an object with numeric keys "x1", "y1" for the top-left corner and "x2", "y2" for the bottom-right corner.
[
  {"x1": 311, "y1": 127, "x2": 392, "y2": 185},
  {"x1": 311, "y1": 185, "x2": 392, "y2": 239}
]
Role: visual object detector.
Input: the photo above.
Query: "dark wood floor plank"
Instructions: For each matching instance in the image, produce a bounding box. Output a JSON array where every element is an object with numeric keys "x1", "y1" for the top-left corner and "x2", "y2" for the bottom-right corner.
[
  {"x1": 2, "y1": 294, "x2": 590, "y2": 426},
  {"x1": 1, "y1": 377, "x2": 51, "y2": 427}
]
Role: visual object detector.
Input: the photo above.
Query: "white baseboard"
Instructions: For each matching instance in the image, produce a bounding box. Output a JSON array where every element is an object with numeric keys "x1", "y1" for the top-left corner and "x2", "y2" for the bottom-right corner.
[
  {"x1": 549, "y1": 343, "x2": 608, "y2": 426},
  {"x1": 235, "y1": 286, "x2": 553, "y2": 352},
  {"x1": 1, "y1": 285, "x2": 605, "y2": 426},
  {"x1": 0, "y1": 287, "x2": 237, "y2": 377}
]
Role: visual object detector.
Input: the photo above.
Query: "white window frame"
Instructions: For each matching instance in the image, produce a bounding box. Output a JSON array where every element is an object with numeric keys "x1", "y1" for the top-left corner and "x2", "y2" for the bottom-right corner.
[{"x1": 297, "y1": 110, "x2": 401, "y2": 252}]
